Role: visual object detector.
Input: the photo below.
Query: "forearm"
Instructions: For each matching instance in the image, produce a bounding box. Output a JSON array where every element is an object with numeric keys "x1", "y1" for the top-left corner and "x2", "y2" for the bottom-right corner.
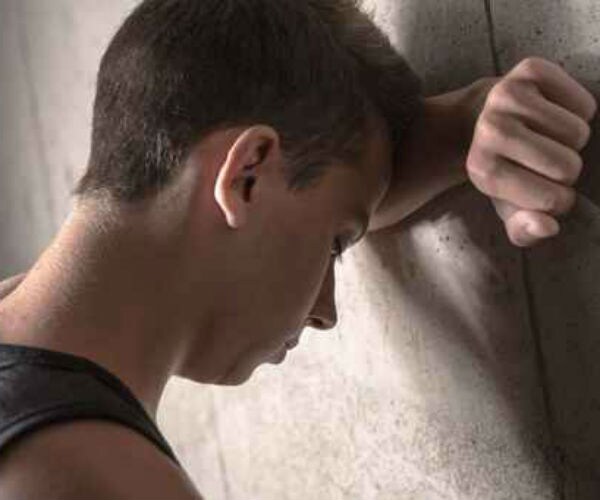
[{"x1": 369, "y1": 77, "x2": 497, "y2": 232}]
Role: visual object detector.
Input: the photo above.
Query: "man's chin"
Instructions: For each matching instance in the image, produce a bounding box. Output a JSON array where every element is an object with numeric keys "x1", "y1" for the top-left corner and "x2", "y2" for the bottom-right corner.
[
  {"x1": 218, "y1": 352, "x2": 286, "y2": 385},
  {"x1": 217, "y1": 362, "x2": 260, "y2": 386},
  {"x1": 217, "y1": 374, "x2": 251, "y2": 386},
  {"x1": 265, "y1": 347, "x2": 287, "y2": 365}
]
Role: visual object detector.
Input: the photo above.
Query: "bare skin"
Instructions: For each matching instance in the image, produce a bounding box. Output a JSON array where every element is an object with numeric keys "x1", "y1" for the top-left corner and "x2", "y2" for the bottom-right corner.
[
  {"x1": 0, "y1": 112, "x2": 392, "y2": 499},
  {"x1": 0, "y1": 274, "x2": 26, "y2": 300},
  {"x1": 466, "y1": 58, "x2": 596, "y2": 246},
  {"x1": 0, "y1": 58, "x2": 596, "y2": 500},
  {"x1": 372, "y1": 58, "x2": 597, "y2": 246}
]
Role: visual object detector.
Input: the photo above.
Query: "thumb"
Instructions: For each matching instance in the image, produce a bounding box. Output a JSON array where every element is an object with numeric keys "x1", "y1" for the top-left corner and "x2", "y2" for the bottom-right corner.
[{"x1": 491, "y1": 197, "x2": 560, "y2": 247}]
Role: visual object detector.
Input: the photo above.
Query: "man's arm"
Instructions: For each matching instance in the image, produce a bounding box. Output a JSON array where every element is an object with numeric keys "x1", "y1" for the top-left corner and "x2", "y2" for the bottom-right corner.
[
  {"x1": 0, "y1": 420, "x2": 204, "y2": 500},
  {"x1": 371, "y1": 58, "x2": 597, "y2": 248},
  {"x1": 369, "y1": 77, "x2": 497, "y2": 232}
]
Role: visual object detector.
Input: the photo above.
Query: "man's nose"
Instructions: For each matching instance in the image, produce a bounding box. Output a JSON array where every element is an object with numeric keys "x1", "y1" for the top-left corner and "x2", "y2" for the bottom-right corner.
[{"x1": 305, "y1": 260, "x2": 337, "y2": 330}]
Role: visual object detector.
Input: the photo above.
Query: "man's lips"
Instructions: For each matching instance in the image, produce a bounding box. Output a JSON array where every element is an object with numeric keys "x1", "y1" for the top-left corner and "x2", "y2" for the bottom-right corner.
[
  {"x1": 266, "y1": 336, "x2": 299, "y2": 365},
  {"x1": 284, "y1": 337, "x2": 300, "y2": 350}
]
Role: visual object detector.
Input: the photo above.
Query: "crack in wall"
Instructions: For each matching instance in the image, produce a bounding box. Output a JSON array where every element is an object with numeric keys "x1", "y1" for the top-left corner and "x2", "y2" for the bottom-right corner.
[
  {"x1": 483, "y1": 0, "x2": 501, "y2": 76},
  {"x1": 522, "y1": 253, "x2": 567, "y2": 499},
  {"x1": 482, "y1": 1, "x2": 566, "y2": 497}
]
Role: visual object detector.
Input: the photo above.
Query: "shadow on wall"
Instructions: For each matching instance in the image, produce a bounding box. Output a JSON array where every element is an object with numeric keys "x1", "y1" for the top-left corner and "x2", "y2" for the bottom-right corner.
[
  {"x1": 356, "y1": 0, "x2": 600, "y2": 494},
  {"x1": 497, "y1": 1, "x2": 600, "y2": 492},
  {"x1": 365, "y1": 185, "x2": 558, "y2": 484},
  {"x1": 361, "y1": 0, "x2": 600, "y2": 495},
  {"x1": 527, "y1": 82, "x2": 600, "y2": 496},
  {"x1": 577, "y1": 81, "x2": 600, "y2": 202}
]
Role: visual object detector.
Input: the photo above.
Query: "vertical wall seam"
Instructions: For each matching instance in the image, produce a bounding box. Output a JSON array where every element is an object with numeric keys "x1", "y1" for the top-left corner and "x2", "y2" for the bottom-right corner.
[
  {"x1": 482, "y1": 1, "x2": 566, "y2": 497},
  {"x1": 521, "y1": 254, "x2": 566, "y2": 499},
  {"x1": 483, "y1": 0, "x2": 501, "y2": 76}
]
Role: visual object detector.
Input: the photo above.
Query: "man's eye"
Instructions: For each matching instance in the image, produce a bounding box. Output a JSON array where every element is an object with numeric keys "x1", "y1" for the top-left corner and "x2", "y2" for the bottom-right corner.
[{"x1": 331, "y1": 238, "x2": 344, "y2": 263}]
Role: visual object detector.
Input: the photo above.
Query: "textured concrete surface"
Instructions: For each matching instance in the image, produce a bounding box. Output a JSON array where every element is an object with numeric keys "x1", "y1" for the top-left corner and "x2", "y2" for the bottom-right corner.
[
  {"x1": 159, "y1": 1, "x2": 559, "y2": 498},
  {"x1": 491, "y1": 2, "x2": 600, "y2": 497},
  {"x1": 164, "y1": 185, "x2": 556, "y2": 499},
  {"x1": 0, "y1": 0, "x2": 138, "y2": 274},
  {"x1": 362, "y1": 0, "x2": 496, "y2": 94},
  {"x1": 0, "y1": 1, "x2": 599, "y2": 499}
]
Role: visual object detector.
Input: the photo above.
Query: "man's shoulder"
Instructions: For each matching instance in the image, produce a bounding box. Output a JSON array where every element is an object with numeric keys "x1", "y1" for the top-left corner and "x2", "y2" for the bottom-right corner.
[
  {"x1": 0, "y1": 418, "x2": 203, "y2": 500},
  {"x1": 0, "y1": 273, "x2": 26, "y2": 301}
]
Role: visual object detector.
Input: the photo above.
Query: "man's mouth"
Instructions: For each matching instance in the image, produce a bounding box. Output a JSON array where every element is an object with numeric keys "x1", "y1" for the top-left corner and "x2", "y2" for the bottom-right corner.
[{"x1": 284, "y1": 337, "x2": 300, "y2": 350}]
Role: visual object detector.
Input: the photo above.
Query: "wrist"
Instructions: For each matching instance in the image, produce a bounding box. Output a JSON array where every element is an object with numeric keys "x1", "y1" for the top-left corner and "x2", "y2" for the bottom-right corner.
[
  {"x1": 424, "y1": 77, "x2": 498, "y2": 181},
  {"x1": 369, "y1": 78, "x2": 499, "y2": 231}
]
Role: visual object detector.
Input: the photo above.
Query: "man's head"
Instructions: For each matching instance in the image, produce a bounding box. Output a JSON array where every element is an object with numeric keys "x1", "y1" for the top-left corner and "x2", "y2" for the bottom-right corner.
[{"x1": 73, "y1": 0, "x2": 422, "y2": 384}]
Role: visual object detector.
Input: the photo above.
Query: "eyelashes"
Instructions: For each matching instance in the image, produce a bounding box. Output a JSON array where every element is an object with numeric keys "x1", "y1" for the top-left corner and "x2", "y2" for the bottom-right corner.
[{"x1": 331, "y1": 237, "x2": 344, "y2": 263}]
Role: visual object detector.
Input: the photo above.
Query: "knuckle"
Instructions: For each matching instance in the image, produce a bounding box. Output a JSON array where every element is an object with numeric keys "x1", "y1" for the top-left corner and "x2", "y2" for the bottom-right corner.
[
  {"x1": 516, "y1": 57, "x2": 546, "y2": 78},
  {"x1": 544, "y1": 187, "x2": 576, "y2": 214},
  {"x1": 467, "y1": 155, "x2": 500, "y2": 193},
  {"x1": 475, "y1": 116, "x2": 498, "y2": 143},
  {"x1": 581, "y1": 90, "x2": 598, "y2": 122},
  {"x1": 552, "y1": 151, "x2": 583, "y2": 185},
  {"x1": 475, "y1": 113, "x2": 515, "y2": 148},
  {"x1": 508, "y1": 225, "x2": 530, "y2": 248},
  {"x1": 541, "y1": 192, "x2": 559, "y2": 213},
  {"x1": 487, "y1": 79, "x2": 523, "y2": 108},
  {"x1": 555, "y1": 170, "x2": 578, "y2": 187},
  {"x1": 568, "y1": 151, "x2": 584, "y2": 179},
  {"x1": 561, "y1": 187, "x2": 577, "y2": 212},
  {"x1": 501, "y1": 78, "x2": 524, "y2": 96},
  {"x1": 486, "y1": 83, "x2": 508, "y2": 109},
  {"x1": 575, "y1": 120, "x2": 592, "y2": 150},
  {"x1": 590, "y1": 94, "x2": 599, "y2": 120},
  {"x1": 475, "y1": 160, "x2": 498, "y2": 181}
]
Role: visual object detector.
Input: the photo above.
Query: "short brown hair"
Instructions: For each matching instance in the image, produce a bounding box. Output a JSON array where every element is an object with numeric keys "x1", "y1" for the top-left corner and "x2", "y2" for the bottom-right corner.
[{"x1": 74, "y1": 0, "x2": 422, "y2": 202}]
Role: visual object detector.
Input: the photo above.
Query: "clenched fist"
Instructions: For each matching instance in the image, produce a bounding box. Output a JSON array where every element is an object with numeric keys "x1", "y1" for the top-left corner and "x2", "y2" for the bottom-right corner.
[{"x1": 466, "y1": 57, "x2": 597, "y2": 247}]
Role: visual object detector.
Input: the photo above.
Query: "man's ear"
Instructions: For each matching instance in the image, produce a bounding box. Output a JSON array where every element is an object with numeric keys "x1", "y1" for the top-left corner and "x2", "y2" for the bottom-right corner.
[{"x1": 214, "y1": 125, "x2": 281, "y2": 229}]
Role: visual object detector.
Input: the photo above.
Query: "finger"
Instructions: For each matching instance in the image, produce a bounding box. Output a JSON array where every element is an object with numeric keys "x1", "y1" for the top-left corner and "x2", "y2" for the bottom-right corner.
[
  {"x1": 491, "y1": 196, "x2": 520, "y2": 222},
  {"x1": 509, "y1": 58, "x2": 597, "y2": 122},
  {"x1": 491, "y1": 116, "x2": 583, "y2": 186},
  {"x1": 489, "y1": 82, "x2": 591, "y2": 151},
  {"x1": 506, "y1": 209, "x2": 561, "y2": 247},
  {"x1": 468, "y1": 152, "x2": 577, "y2": 216},
  {"x1": 491, "y1": 198, "x2": 560, "y2": 247}
]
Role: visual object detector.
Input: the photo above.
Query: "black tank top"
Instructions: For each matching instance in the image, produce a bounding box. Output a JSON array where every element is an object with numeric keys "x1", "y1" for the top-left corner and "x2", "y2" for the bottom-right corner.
[{"x1": 0, "y1": 343, "x2": 181, "y2": 468}]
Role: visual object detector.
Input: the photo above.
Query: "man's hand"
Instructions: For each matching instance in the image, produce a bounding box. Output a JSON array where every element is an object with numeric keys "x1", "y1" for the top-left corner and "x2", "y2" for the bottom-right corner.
[{"x1": 466, "y1": 57, "x2": 598, "y2": 247}]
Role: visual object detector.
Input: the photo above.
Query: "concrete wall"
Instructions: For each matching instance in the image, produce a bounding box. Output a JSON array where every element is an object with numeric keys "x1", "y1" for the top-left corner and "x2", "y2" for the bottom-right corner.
[
  {"x1": 1, "y1": 1, "x2": 599, "y2": 499},
  {"x1": 492, "y1": 4, "x2": 600, "y2": 497}
]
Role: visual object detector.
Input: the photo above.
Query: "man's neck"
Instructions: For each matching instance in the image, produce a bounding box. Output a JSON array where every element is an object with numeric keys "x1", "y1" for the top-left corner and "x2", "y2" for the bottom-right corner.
[{"x1": 0, "y1": 204, "x2": 189, "y2": 419}]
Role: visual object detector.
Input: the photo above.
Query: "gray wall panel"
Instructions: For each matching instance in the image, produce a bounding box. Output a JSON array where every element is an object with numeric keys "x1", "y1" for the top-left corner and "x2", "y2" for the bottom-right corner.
[
  {"x1": 492, "y1": 1, "x2": 600, "y2": 496},
  {"x1": 4, "y1": 0, "x2": 597, "y2": 498}
]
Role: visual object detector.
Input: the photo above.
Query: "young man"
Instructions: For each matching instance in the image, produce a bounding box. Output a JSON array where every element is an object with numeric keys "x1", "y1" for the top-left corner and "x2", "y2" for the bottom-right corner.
[{"x1": 0, "y1": 0, "x2": 595, "y2": 498}]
